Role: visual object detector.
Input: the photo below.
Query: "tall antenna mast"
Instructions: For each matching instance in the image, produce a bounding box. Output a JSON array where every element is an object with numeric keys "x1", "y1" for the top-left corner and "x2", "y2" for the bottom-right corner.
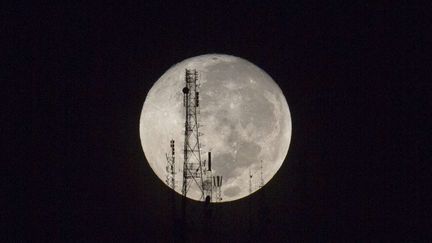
[{"x1": 181, "y1": 69, "x2": 212, "y2": 201}]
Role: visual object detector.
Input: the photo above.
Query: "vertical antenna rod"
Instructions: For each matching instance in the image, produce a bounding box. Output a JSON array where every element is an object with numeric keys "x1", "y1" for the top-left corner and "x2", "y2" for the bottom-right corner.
[
  {"x1": 249, "y1": 167, "x2": 253, "y2": 195},
  {"x1": 260, "y1": 160, "x2": 264, "y2": 189}
]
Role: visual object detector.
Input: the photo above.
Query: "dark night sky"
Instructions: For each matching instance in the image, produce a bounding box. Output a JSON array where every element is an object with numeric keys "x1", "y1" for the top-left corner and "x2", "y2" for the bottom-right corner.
[{"x1": 5, "y1": 1, "x2": 430, "y2": 242}]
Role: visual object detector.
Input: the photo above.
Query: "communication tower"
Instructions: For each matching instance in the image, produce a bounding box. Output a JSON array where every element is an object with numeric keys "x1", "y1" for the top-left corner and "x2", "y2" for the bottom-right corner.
[{"x1": 181, "y1": 69, "x2": 213, "y2": 201}]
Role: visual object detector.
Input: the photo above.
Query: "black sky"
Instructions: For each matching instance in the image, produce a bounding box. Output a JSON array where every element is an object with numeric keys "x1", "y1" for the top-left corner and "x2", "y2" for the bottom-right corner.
[{"x1": 5, "y1": 1, "x2": 430, "y2": 242}]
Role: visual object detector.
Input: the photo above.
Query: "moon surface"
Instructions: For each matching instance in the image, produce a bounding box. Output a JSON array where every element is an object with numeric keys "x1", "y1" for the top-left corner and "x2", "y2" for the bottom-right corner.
[{"x1": 139, "y1": 54, "x2": 292, "y2": 202}]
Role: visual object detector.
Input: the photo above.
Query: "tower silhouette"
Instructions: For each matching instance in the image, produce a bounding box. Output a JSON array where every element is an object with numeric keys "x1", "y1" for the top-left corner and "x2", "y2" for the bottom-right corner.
[{"x1": 181, "y1": 69, "x2": 213, "y2": 201}]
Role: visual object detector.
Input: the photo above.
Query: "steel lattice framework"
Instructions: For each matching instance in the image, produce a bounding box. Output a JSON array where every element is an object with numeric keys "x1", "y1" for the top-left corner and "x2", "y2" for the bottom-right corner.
[
  {"x1": 181, "y1": 69, "x2": 213, "y2": 201},
  {"x1": 165, "y1": 139, "x2": 176, "y2": 190}
]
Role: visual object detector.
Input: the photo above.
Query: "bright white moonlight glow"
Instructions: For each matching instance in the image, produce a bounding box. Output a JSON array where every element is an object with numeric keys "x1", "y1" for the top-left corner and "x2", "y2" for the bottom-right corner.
[{"x1": 139, "y1": 54, "x2": 291, "y2": 202}]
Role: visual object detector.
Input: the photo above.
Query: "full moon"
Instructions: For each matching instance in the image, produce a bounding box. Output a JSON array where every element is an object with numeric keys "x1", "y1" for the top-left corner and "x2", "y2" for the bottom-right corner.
[{"x1": 139, "y1": 54, "x2": 292, "y2": 202}]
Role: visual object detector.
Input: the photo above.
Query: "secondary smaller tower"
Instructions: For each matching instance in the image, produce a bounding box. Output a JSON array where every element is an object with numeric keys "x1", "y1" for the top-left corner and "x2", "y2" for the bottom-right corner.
[{"x1": 165, "y1": 139, "x2": 176, "y2": 190}]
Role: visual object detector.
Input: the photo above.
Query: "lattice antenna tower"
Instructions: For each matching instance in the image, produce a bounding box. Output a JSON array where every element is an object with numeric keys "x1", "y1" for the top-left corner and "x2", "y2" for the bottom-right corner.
[
  {"x1": 165, "y1": 139, "x2": 176, "y2": 190},
  {"x1": 181, "y1": 69, "x2": 212, "y2": 201}
]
